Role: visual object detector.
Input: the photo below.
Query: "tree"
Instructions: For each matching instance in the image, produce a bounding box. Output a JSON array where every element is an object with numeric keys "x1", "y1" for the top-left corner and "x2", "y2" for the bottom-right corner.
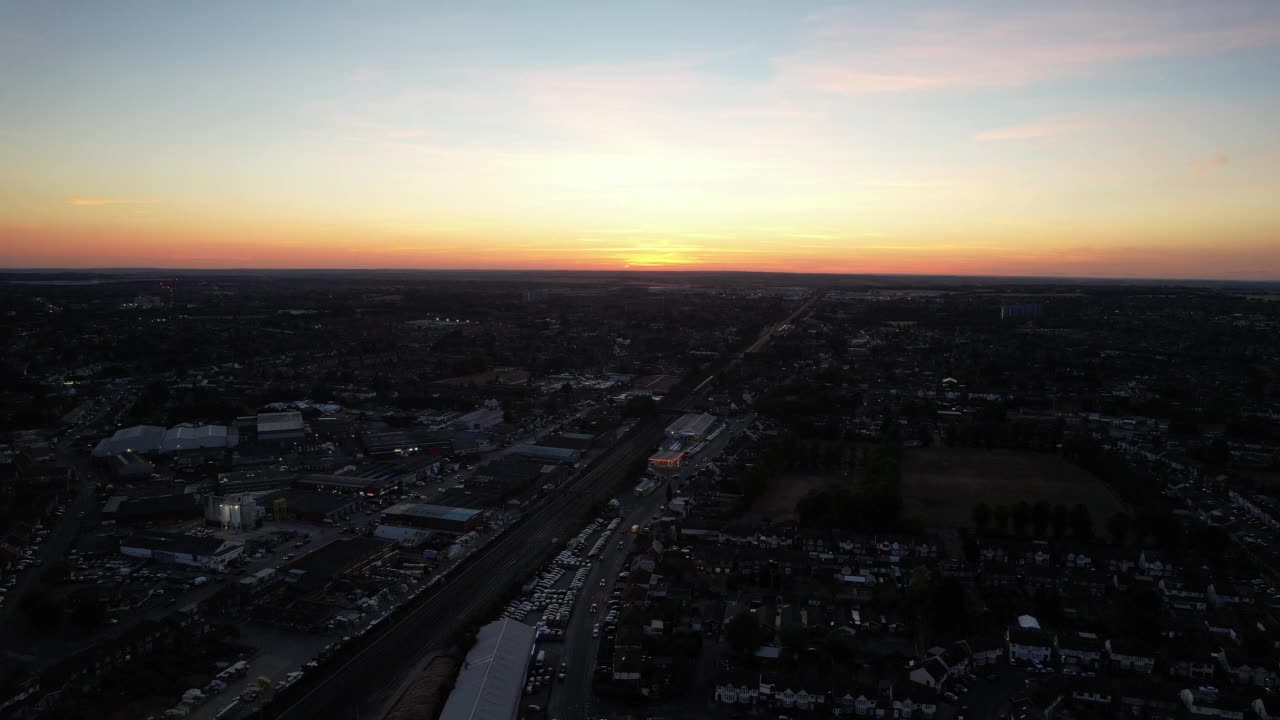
[
  {"x1": 1069, "y1": 503, "x2": 1094, "y2": 538},
  {"x1": 1050, "y1": 504, "x2": 1069, "y2": 538},
  {"x1": 1011, "y1": 501, "x2": 1031, "y2": 536},
  {"x1": 909, "y1": 566, "x2": 933, "y2": 596},
  {"x1": 725, "y1": 611, "x2": 761, "y2": 656},
  {"x1": 1107, "y1": 512, "x2": 1132, "y2": 546},
  {"x1": 971, "y1": 502, "x2": 992, "y2": 533},
  {"x1": 993, "y1": 505, "x2": 1010, "y2": 533},
  {"x1": 1031, "y1": 501, "x2": 1052, "y2": 537}
]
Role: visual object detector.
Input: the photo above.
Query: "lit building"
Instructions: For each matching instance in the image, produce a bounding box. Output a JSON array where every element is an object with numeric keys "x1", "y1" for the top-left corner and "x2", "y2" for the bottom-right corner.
[{"x1": 664, "y1": 413, "x2": 717, "y2": 442}]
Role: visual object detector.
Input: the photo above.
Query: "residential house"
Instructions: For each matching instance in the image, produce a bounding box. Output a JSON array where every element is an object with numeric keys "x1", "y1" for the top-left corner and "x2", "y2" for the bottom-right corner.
[
  {"x1": 1008, "y1": 627, "x2": 1056, "y2": 666},
  {"x1": 1059, "y1": 632, "x2": 1105, "y2": 669},
  {"x1": 1107, "y1": 638, "x2": 1157, "y2": 674}
]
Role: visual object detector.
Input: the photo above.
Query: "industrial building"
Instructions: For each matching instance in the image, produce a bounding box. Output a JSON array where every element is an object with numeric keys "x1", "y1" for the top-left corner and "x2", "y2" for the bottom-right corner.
[
  {"x1": 109, "y1": 452, "x2": 154, "y2": 481},
  {"x1": 279, "y1": 536, "x2": 395, "y2": 593},
  {"x1": 664, "y1": 412, "x2": 717, "y2": 442},
  {"x1": 204, "y1": 494, "x2": 264, "y2": 530},
  {"x1": 510, "y1": 444, "x2": 579, "y2": 464},
  {"x1": 453, "y1": 405, "x2": 504, "y2": 432},
  {"x1": 539, "y1": 432, "x2": 596, "y2": 452},
  {"x1": 361, "y1": 430, "x2": 452, "y2": 458},
  {"x1": 256, "y1": 411, "x2": 305, "y2": 443},
  {"x1": 119, "y1": 531, "x2": 244, "y2": 570},
  {"x1": 104, "y1": 493, "x2": 200, "y2": 525},
  {"x1": 257, "y1": 489, "x2": 361, "y2": 524},
  {"x1": 159, "y1": 424, "x2": 238, "y2": 456},
  {"x1": 216, "y1": 469, "x2": 296, "y2": 494},
  {"x1": 439, "y1": 619, "x2": 537, "y2": 720},
  {"x1": 373, "y1": 524, "x2": 433, "y2": 547},
  {"x1": 92, "y1": 425, "x2": 166, "y2": 458},
  {"x1": 297, "y1": 473, "x2": 398, "y2": 496},
  {"x1": 380, "y1": 503, "x2": 484, "y2": 533}
]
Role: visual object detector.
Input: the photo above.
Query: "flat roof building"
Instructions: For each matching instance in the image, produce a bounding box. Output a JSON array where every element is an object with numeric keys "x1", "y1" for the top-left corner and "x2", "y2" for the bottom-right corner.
[
  {"x1": 257, "y1": 411, "x2": 305, "y2": 443},
  {"x1": 453, "y1": 407, "x2": 505, "y2": 432},
  {"x1": 439, "y1": 619, "x2": 537, "y2": 720},
  {"x1": 258, "y1": 489, "x2": 360, "y2": 524},
  {"x1": 120, "y1": 531, "x2": 244, "y2": 570},
  {"x1": 297, "y1": 473, "x2": 397, "y2": 496},
  {"x1": 381, "y1": 503, "x2": 484, "y2": 533},
  {"x1": 510, "y1": 444, "x2": 579, "y2": 465},
  {"x1": 648, "y1": 449, "x2": 686, "y2": 469}
]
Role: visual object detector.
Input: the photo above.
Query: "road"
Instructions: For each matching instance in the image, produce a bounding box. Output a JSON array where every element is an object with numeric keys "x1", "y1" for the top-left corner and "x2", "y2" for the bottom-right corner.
[
  {"x1": 0, "y1": 385, "x2": 128, "y2": 652},
  {"x1": 548, "y1": 414, "x2": 751, "y2": 720},
  {"x1": 270, "y1": 399, "x2": 700, "y2": 719},
  {"x1": 741, "y1": 294, "x2": 818, "y2": 355},
  {"x1": 268, "y1": 293, "x2": 814, "y2": 720}
]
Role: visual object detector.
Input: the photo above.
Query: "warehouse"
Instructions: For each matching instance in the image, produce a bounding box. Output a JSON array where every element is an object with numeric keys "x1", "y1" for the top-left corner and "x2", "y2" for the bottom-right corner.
[
  {"x1": 109, "y1": 452, "x2": 155, "y2": 481},
  {"x1": 510, "y1": 444, "x2": 579, "y2": 464},
  {"x1": 93, "y1": 425, "x2": 166, "y2": 458},
  {"x1": 361, "y1": 430, "x2": 452, "y2": 458},
  {"x1": 104, "y1": 493, "x2": 200, "y2": 525},
  {"x1": 257, "y1": 489, "x2": 361, "y2": 524},
  {"x1": 373, "y1": 524, "x2": 433, "y2": 547},
  {"x1": 539, "y1": 432, "x2": 596, "y2": 452},
  {"x1": 439, "y1": 619, "x2": 537, "y2": 720},
  {"x1": 381, "y1": 503, "x2": 484, "y2": 533},
  {"x1": 119, "y1": 531, "x2": 244, "y2": 570},
  {"x1": 281, "y1": 536, "x2": 395, "y2": 593},
  {"x1": 664, "y1": 412, "x2": 717, "y2": 442},
  {"x1": 297, "y1": 473, "x2": 398, "y2": 496},
  {"x1": 257, "y1": 411, "x2": 305, "y2": 443},
  {"x1": 453, "y1": 406, "x2": 505, "y2": 432},
  {"x1": 159, "y1": 424, "x2": 238, "y2": 456}
]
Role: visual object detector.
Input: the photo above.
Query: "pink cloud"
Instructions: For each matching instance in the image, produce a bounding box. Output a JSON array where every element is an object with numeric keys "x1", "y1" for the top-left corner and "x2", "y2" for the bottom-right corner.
[
  {"x1": 777, "y1": 4, "x2": 1280, "y2": 96},
  {"x1": 1190, "y1": 152, "x2": 1230, "y2": 174}
]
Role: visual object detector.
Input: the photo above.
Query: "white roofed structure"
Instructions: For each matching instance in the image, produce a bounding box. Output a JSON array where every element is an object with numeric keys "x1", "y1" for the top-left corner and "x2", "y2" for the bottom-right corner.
[
  {"x1": 664, "y1": 412, "x2": 716, "y2": 441},
  {"x1": 438, "y1": 619, "x2": 537, "y2": 720},
  {"x1": 160, "y1": 424, "x2": 238, "y2": 454},
  {"x1": 93, "y1": 425, "x2": 166, "y2": 457}
]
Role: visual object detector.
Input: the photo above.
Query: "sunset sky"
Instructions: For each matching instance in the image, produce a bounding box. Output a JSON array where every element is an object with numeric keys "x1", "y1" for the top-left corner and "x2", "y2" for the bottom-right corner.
[{"x1": 2, "y1": 1, "x2": 1279, "y2": 278}]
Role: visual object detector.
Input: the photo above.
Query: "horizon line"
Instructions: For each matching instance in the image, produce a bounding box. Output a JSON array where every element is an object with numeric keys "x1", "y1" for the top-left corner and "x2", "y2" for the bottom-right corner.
[{"x1": 1, "y1": 266, "x2": 1278, "y2": 285}]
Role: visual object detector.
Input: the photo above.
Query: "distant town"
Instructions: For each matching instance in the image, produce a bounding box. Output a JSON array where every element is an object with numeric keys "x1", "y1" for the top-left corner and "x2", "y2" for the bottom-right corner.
[{"x1": 2, "y1": 270, "x2": 1279, "y2": 720}]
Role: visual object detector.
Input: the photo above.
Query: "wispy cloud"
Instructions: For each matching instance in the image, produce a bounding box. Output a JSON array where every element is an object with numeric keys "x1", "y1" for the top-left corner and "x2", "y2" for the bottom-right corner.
[
  {"x1": 64, "y1": 198, "x2": 158, "y2": 207},
  {"x1": 976, "y1": 116, "x2": 1096, "y2": 142},
  {"x1": 1191, "y1": 152, "x2": 1230, "y2": 174},
  {"x1": 777, "y1": 4, "x2": 1280, "y2": 96}
]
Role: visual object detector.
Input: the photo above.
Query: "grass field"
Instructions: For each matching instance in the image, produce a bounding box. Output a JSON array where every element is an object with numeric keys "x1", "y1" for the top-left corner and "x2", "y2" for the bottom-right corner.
[
  {"x1": 745, "y1": 472, "x2": 851, "y2": 523},
  {"x1": 902, "y1": 447, "x2": 1127, "y2": 528}
]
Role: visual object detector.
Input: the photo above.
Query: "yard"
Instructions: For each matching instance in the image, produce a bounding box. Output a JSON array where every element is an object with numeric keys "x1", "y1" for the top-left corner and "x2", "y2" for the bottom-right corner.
[{"x1": 901, "y1": 447, "x2": 1127, "y2": 529}]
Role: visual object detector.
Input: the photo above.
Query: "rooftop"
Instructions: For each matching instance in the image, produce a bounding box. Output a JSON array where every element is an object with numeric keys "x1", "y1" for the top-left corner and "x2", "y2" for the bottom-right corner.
[
  {"x1": 439, "y1": 619, "x2": 537, "y2": 720},
  {"x1": 383, "y1": 503, "x2": 483, "y2": 523}
]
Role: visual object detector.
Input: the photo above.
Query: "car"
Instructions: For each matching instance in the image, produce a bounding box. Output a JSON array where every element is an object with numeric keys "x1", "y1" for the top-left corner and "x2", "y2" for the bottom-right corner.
[
  {"x1": 592, "y1": 624, "x2": 599, "y2": 637},
  {"x1": 943, "y1": 692, "x2": 959, "y2": 702}
]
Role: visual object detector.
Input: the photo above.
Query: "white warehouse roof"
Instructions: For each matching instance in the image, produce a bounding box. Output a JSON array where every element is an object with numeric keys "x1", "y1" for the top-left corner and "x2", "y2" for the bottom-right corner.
[
  {"x1": 160, "y1": 424, "x2": 239, "y2": 454},
  {"x1": 439, "y1": 619, "x2": 536, "y2": 720},
  {"x1": 258, "y1": 411, "x2": 304, "y2": 434},
  {"x1": 93, "y1": 425, "x2": 166, "y2": 457},
  {"x1": 665, "y1": 412, "x2": 716, "y2": 438}
]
